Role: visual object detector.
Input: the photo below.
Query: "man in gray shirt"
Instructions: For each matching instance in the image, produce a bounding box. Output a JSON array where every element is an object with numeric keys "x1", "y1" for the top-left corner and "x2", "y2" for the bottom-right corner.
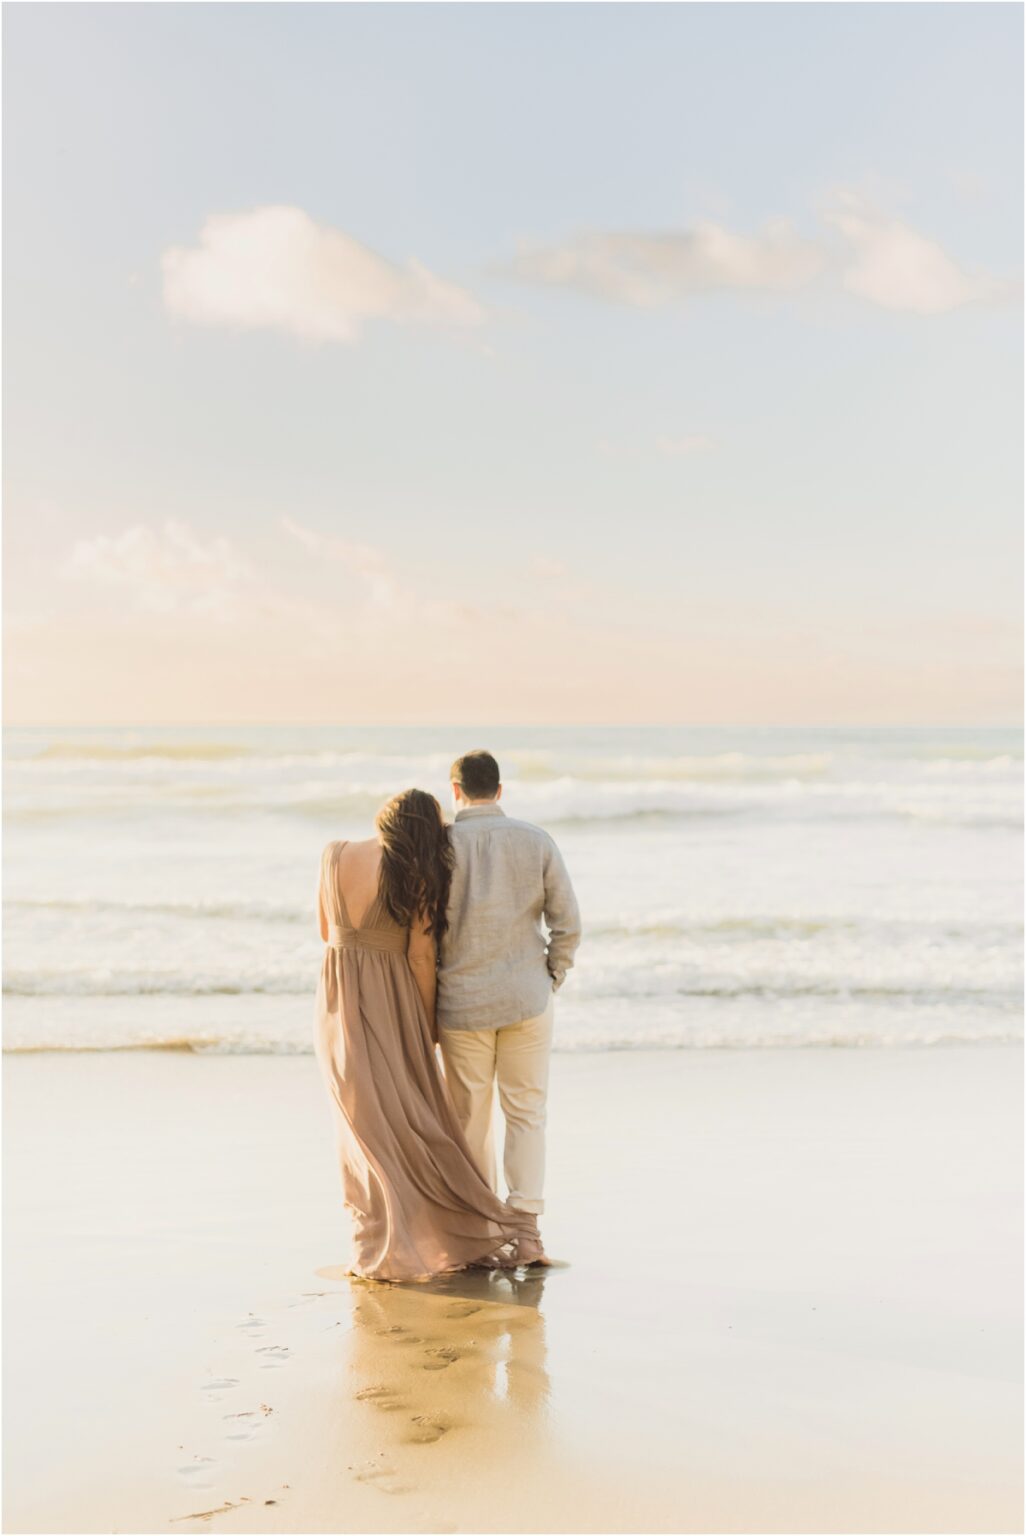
[{"x1": 437, "y1": 749, "x2": 581, "y2": 1265}]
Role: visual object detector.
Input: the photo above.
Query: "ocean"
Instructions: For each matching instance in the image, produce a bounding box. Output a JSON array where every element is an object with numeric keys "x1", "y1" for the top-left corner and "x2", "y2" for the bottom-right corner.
[{"x1": 2, "y1": 724, "x2": 1022, "y2": 1054}]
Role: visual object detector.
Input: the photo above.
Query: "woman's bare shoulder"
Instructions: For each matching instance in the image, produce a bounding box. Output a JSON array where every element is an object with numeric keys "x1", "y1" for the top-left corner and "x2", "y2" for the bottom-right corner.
[
  {"x1": 337, "y1": 836, "x2": 380, "y2": 861},
  {"x1": 322, "y1": 835, "x2": 380, "y2": 873}
]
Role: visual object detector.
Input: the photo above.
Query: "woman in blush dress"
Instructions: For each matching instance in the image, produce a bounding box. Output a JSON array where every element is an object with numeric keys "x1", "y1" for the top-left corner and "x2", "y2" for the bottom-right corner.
[{"x1": 313, "y1": 788, "x2": 530, "y2": 1282}]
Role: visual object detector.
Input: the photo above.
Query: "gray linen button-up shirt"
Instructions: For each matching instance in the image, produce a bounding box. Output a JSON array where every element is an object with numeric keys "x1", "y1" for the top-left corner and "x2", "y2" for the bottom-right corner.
[{"x1": 437, "y1": 804, "x2": 582, "y2": 1032}]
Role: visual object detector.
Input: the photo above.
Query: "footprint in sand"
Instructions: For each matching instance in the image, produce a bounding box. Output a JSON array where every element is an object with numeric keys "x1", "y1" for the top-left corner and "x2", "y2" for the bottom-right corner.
[
  {"x1": 222, "y1": 1407, "x2": 273, "y2": 1443},
  {"x1": 404, "y1": 1414, "x2": 455, "y2": 1445},
  {"x1": 236, "y1": 1314, "x2": 268, "y2": 1336},
  {"x1": 287, "y1": 1290, "x2": 333, "y2": 1309},
  {"x1": 199, "y1": 1377, "x2": 239, "y2": 1399},
  {"x1": 444, "y1": 1303, "x2": 482, "y2": 1319},
  {"x1": 255, "y1": 1345, "x2": 291, "y2": 1368},
  {"x1": 421, "y1": 1346, "x2": 460, "y2": 1371},
  {"x1": 374, "y1": 1325, "x2": 428, "y2": 1347},
  {"x1": 354, "y1": 1384, "x2": 409, "y2": 1413},
  {"x1": 177, "y1": 1456, "x2": 217, "y2": 1488},
  {"x1": 350, "y1": 1460, "x2": 414, "y2": 1496}
]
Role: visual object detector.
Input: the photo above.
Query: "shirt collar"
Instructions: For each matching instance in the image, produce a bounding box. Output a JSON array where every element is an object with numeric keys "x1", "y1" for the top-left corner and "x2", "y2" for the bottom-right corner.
[{"x1": 454, "y1": 803, "x2": 506, "y2": 822}]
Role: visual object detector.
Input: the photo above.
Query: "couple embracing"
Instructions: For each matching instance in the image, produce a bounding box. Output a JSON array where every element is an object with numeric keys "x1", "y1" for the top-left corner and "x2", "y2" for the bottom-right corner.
[{"x1": 314, "y1": 750, "x2": 582, "y2": 1282}]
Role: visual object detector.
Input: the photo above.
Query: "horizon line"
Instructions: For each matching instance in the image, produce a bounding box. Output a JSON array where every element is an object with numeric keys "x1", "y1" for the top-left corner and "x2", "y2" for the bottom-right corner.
[{"x1": 3, "y1": 720, "x2": 1023, "y2": 733}]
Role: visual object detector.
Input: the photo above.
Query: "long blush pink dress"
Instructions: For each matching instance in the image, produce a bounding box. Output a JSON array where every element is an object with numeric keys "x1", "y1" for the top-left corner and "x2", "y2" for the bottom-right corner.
[{"x1": 313, "y1": 840, "x2": 527, "y2": 1282}]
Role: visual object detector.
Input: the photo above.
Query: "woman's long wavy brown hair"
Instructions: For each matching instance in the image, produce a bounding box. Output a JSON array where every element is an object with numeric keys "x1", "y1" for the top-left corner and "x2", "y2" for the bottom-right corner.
[{"x1": 375, "y1": 788, "x2": 454, "y2": 939}]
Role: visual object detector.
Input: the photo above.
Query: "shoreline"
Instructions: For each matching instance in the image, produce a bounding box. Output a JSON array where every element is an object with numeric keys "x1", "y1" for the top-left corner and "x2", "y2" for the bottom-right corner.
[{"x1": 4, "y1": 1033, "x2": 1022, "y2": 1056}]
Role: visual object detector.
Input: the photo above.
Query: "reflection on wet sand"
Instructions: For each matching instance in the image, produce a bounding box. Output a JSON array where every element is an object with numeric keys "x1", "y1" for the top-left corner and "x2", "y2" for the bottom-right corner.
[{"x1": 328, "y1": 1265, "x2": 551, "y2": 1496}]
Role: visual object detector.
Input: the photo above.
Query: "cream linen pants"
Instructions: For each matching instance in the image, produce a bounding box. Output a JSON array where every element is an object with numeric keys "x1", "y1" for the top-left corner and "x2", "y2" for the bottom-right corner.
[{"x1": 438, "y1": 994, "x2": 554, "y2": 1215}]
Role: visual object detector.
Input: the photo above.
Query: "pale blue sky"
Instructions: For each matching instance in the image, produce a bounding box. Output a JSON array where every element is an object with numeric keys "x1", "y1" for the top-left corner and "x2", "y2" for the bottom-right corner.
[{"x1": 4, "y1": 3, "x2": 1023, "y2": 724}]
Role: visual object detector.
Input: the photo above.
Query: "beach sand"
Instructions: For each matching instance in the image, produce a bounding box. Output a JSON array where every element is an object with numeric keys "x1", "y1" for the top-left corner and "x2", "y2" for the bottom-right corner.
[{"x1": 3, "y1": 1045, "x2": 1022, "y2": 1534}]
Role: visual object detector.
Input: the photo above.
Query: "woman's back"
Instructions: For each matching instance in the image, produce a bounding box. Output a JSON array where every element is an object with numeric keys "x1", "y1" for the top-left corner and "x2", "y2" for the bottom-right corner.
[
  {"x1": 332, "y1": 839, "x2": 389, "y2": 926},
  {"x1": 319, "y1": 839, "x2": 405, "y2": 947}
]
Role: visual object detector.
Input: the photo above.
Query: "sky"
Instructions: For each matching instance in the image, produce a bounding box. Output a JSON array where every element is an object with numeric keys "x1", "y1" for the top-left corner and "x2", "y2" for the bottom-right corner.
[{"x1": 3, "y1": 1, "x2": 1023, "y2": 726}]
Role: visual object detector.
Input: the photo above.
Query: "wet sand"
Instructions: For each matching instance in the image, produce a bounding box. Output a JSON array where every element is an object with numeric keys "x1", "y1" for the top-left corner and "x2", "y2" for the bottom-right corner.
[{"x1": 3, "y1": 1045, "x2": 1022, "y2": 1534}]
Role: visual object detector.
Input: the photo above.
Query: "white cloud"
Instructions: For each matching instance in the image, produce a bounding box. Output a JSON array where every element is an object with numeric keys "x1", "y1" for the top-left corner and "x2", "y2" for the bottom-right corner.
[
  {"x1": 62, "y1": 520, "x2": 250, "y2": 619},
  {"x1": 279, "y1": 515, "x2": 402, "y2": 608},
  {"x1": 162, "y1": 206, "x2": 485, "y2": 344},
  {"x1": 531, "y1": 556, "x2": 567, "y2": 580},
  {"x1": 280, "y1": 517, "x2": 530, "y2": 630},
  {"x1": 421, "y1": 598, "x2": 488, "y2": 626},
  {"x1": 598, "y1": 433, "x2": 714, "y2": 460},
  {"x1": 506, "y1": 192, "x2": 1015, "y2": 316},
  {"x1": 823, "y1": 191, "x2": 998, "y2": 314},
  {"x1": 657, "y1": 433, "x2": 714, "y2": 458},
  {"x1": 58, "y1": 513, "x2": 470, "y2": 642},
  {"x1": 507, "y1": 218, "x2": 825, "y2": 306}
]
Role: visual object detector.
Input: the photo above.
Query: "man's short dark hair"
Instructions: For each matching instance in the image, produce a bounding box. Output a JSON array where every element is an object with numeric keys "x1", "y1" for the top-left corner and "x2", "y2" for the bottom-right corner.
[{"x1": 451, "y1": 750, "x2": 501, "y2": 801}]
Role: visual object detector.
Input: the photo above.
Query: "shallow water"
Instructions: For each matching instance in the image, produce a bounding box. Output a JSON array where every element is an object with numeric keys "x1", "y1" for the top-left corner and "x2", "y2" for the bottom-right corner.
[{"x1": 3, "y1": 724, "x2": 1022, "y2": 1052}]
